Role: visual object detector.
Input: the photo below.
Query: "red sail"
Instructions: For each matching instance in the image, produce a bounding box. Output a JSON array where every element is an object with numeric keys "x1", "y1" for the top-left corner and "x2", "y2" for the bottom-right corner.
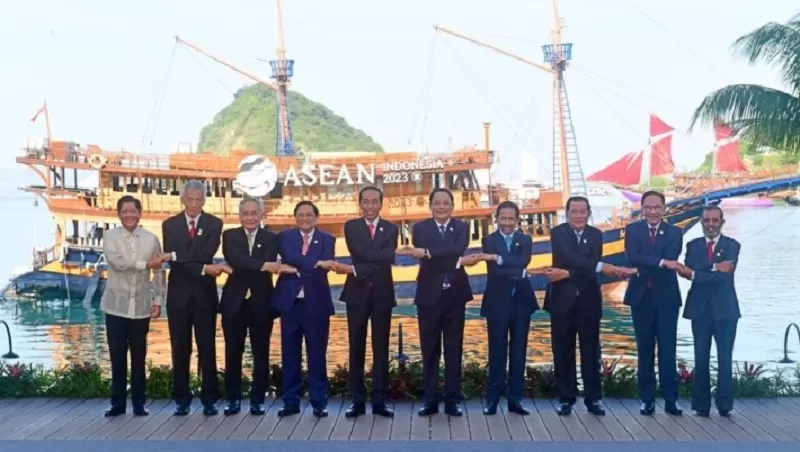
[
  {"x1": 586, "y1": 150, "x2": 643, "y2": 186},
  {"x1": 650, "y1": 113, "x2": 675, "y2": 137},
  {"x1": 713, "y1": 121, "x2": 748, "y2": 173},
  {"x1": 650, "y1": 134, "x2": 676, "y2": 177}
]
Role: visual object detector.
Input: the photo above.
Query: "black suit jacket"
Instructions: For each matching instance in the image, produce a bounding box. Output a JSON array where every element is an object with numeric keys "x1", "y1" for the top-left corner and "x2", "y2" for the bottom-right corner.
[
  {"x1": 340, "y1": 217, "x2": 398, "y2": 308},
  {"x1": 220, "y1": 226, "x2": 279, "y2": 319},
  {"x1": 412, "y1": 218, "x2": 474, "y2": 308},
  {"x1": 162, "y1": 211, "x2": 223, "y2": 311},
  {"x1": 543, "y1": 223, "x2": 603, "y2": 319}
]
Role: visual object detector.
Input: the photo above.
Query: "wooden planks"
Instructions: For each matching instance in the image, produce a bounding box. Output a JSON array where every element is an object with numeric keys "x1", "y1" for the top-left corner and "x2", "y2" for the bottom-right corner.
[{"x1": 0, "y1": 397, "x2": 798, "y2": 442}]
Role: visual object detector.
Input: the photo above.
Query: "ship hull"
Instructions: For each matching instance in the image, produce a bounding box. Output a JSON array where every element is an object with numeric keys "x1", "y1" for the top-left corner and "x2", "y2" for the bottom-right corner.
[{"x1": 8, "y1": 207, "x2": 703, "y2": 301}]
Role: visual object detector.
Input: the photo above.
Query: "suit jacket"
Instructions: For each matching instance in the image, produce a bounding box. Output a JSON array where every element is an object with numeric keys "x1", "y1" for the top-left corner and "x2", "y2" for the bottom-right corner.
[
  {"x1": 481, "y1": 231, "x2": 538, "y2": 319},
  {"x1": 683, "y1": 235, "x2": 741, "y2": 321},
  {"x1": 412, "y1": 218, "x2": 474, "y2": 307},
  {"x1": 543, "y1": 223, "x2": 603, "y2": 319},
  {"x1": 623, "y1": 220, "x2": 683, "y2": 307},
  {"x1": 340, "y1": 217, "x2": 399, "y2": 308},
  {"x1": 220, "y1": 226, "x2": 279, "y2": 319},
  {"x1": 272, "y1": 228, "x2": 335, "y2": 317},
  {"x1": 162, "y1": 211, "x2": 222, "y2": 311}
]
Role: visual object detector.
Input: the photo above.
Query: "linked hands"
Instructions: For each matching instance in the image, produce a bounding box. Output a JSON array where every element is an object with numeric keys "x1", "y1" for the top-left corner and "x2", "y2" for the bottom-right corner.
[
  {"x1": 146, "y1": 252, "x2": 171, "y2": 270},
  {"x1": 204, "y1": 263, "x2": 233, "y2": 277},
  {"x1": 261, "y1": 262, "x2": 298, "y2": 274},
  {"x1": 600, "y1": 263, "x2": 637, "y2": 279},
  {"x1": 396, "y1": 246, "x2": 428, "y2": 258}
]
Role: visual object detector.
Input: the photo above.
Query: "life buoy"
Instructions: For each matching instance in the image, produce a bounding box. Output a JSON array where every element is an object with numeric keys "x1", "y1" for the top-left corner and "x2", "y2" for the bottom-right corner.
[{"x1": 88, "y1": 154, "x2": 108, "y2": 170}]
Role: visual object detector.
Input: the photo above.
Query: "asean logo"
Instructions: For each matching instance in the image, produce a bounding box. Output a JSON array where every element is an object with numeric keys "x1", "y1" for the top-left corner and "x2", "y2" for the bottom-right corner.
[{"x1": 233, "y1": 155, "x2": 278, "y2": 197}]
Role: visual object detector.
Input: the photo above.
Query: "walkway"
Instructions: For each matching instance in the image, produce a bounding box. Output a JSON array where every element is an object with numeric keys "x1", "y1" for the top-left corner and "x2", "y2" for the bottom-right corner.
[{"x1": 1, "y1": 397, "x2": 799, "y2": 448}]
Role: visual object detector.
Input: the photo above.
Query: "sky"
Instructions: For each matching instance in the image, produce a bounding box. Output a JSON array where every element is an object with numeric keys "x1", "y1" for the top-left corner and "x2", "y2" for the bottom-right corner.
[{"x1": 1, "y1": 0, "x2": 796, "y2": 185}]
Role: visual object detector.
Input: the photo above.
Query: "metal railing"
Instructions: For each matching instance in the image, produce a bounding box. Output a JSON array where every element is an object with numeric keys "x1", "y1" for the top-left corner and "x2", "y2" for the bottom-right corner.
[{"x1": 780, "y1": 323, "x2": 800, "y2": 363}]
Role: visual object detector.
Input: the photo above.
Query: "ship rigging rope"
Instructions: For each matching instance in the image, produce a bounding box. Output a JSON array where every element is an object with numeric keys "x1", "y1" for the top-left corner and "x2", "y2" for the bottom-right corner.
[
  {"x1": 406, "y1": 30, "x2": 438, "y2": 146},
  {"x1": 572, "y1": 71, "x2": 647, "y2": 142},
  {"x1": 182, "y1": 45, "x2": 236, "y2": 95},
  {"x1": 140, "y1": 40, "x2": 179, "y2": 148},
  {"x1": 437, "y1": 37, "x2": 553, "y2": 179}
]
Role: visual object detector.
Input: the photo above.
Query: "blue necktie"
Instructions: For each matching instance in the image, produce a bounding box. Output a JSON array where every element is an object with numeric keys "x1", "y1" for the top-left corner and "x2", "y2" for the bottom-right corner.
[{"x1": 439, "y1": 225, "x2": 449, "y2": 286}]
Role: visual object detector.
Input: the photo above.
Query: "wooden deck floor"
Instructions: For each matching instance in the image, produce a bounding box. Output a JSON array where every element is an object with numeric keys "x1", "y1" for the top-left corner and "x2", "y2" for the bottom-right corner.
[{"x1": 1, "y1": 397, "x2": 800, "y2": 442}]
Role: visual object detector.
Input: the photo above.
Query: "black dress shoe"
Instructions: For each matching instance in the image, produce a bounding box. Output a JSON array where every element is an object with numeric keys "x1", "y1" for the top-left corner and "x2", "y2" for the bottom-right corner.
[
  {"x1": 507, "y1": 402, "x2": 530, "y2": 415},
  {"x1": 418, "y1": 403, "x2": 439, "y2": 417},
  {"x1": 313, "y1": 406, "x2": 329, "y2": 418},
  {"x1": 203, "y1": 403, "x2": 218, "y2": 416},
  {"x1": 372, "y1": 404, "x2": 394, "y2": 418},
  {"x1": 695, "y1": 410, "x2": 710, "y2": 417},
  {"x1": 718, "y1": 409, "x2": 731, "y2": 418},
  {"x1": 278, "y1": 405, "x2": 300, "y2": 417},
  {"x1": 483, "y1": 400, "x2": 499, "y2": 415},
  {"x1": 104, "y1": 406, "x2": 126, "y2": 417},
  {"x1": 345, "y1": 402, "x2": 366, "y2": 418},
  {"x1": 133, "y1": 406, "x2": 149, "y2": 416},
  {"x1": 224, "y1": 401, "x2": 241, "y2": 416},
  {"x1": 665, "y1": 402, "x2": 683, "y2": 416},
  {"x1": 444, "y1": 402, "x2": 463, "y2": 417},
  {"x1": 250, "y1": 403, "x2": 266, "y2": 415},
  {"x1": 586, "y1": 401, "x2": 606, "y2": 416},
  {"x1": 639, "y1": 402, "x2": 655, "y2": 416},
  {"x1": 173, "y1": 404, "x2": 190, "y2": 416},
  {"x1": 556, "y1": 403, "x2": 573, "y2": 416}
]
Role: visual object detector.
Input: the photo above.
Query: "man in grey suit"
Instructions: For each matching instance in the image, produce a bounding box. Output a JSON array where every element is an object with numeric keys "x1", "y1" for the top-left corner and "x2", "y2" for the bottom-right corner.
[{"x1": 677, "y1": 205, "x2": 740, "y2": 417}]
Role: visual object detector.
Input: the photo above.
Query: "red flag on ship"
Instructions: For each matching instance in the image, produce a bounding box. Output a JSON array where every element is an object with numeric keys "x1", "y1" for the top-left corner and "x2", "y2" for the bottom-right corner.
[
  {"x1": 30, "y1": 102, "x2": 47, "y2": 123},
  {"x1": 712, "y1": 119, "x2": 748, "y2": 173}
]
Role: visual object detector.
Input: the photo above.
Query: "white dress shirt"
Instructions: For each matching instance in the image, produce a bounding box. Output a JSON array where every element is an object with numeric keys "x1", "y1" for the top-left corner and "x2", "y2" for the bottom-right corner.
[{"x1": 101, "y1": 226, "x2": 165, "y2": 319}]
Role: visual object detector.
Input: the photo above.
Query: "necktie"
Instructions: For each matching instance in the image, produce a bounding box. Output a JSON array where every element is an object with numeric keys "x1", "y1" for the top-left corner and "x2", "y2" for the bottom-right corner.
[
  {"x1": 649, "y1": 227, "x2": 657, "y2": 244},
  {"x1": 575, "y1": 230, "x2": 582, "y2": 244},
  {"x1": 707, "y1": 240, "x2": 715, "y2": 261},
  {"x1": 439, "y1": 225, "x2": 449, "y2": 287},
  {"x1": 189, "y1": 219, "x2": 197, "y2": 239},
  {"x1": 302, "y1": 233, "x2": 310, "y2": 255},
  {"x1": 505, "y1": 234, "x2": 512, "y2": 251},
  {"x1": 368, "y1": 223, "x2": 375, "y2": 240},
  {"x1": 245, "y1": 232, "x2": 254, "y2": 300}
]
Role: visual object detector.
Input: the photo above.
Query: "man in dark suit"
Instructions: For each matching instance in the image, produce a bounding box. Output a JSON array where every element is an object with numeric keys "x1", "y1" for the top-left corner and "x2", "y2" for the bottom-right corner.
[
  {"x1": 623, "y1": 190, "x2": 684, "y2": 416},
  {"x1": 272, "y1": 201, "x2": 336, "y2": 418},
  {"x1": 544, "y1": 196, "x2": 633, "y2": 417},
  {"x1": 161, "y1": 180, "x2": 230, "y2": 416},
  {"x1": 677, "y1": 206, "x2": 740, "y2": 417},
  {"x1": 401, "y1": 188, "x2": 481, "y2": 417},
  {"x1": 336, "y1": 187, "x2": 398, "y2": 418},
  {"x1": 480, "y1": 201, "x2": 537, "y2": 416},
  {"x1": 220, "y1": 197, "x2": 284, "y2": 416}
]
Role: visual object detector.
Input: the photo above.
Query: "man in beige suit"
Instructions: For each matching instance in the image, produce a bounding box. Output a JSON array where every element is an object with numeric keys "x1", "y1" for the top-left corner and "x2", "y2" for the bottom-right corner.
[{"x1": 101, "y1": 195, "x2": 166, "y2": 417}]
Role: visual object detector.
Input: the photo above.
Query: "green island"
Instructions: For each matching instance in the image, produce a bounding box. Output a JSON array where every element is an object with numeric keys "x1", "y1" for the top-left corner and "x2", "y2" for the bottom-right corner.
[
  {"x1": 196, "y1": 83, "x2": 383, "y2": 155},
  {"x1": 1, "y1": 358, "x2": 798, "y2": 400}
]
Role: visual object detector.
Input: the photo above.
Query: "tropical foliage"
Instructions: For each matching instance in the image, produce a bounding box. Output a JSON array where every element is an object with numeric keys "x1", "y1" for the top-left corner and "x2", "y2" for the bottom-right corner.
[
  {"x1": 197, "y1": 83, "x2": 383, "y2": 155},
  {"x1": 2, "y1": 358, "x2": 798, "y2": 400},
  {"x1": 689, "y1": 13, "x2": 800, "y2": 154}
]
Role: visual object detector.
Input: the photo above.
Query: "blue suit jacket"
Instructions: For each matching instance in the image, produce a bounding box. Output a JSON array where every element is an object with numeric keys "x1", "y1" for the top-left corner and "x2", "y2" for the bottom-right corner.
[
  {"x1": 412, "y1": 218, "x2": 473, "y2": 308},
  {"x1": 480, "y1": 231, "x2": 537, "y2": 319},
  {"x1": 623, "y1": 220, "x2": 683, "y2": 307},
  {"x1": 683, "y1": 235, "x2": 741, "y2": 321},
  {"x1": 273, "y1": 228, "x2": 335, "y2": 317}
]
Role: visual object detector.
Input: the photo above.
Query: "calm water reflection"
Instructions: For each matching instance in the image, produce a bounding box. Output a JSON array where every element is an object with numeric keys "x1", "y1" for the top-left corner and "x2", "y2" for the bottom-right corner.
[{"x1": 1, "y1": 206, "x2": 798, "y2": 373}]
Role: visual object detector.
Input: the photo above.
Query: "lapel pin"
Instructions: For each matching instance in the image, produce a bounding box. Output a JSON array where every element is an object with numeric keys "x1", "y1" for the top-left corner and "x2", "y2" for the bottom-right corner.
[
  {"x1": 313, "y1": 240, "x2": 318, "y2": 244},
  {"x1": 379, "y1": 227, "x2": 383, "y2": 232},
  {"x1": 658, "y1": 230, "x2": 664, "y2": 235},
  {"x1": 582, "y1": 238, "x2": 587, "y2": 244},
  {"x1": 716, "y1": 251, "x2": 721, "y2": 256},
  {"x1": 198, "y1": 229, "x2": 204, "y2": 236},
  {"x1": 449, "y1": 227, "x2": 453, "y2": 232},
  {"x1": 515, "y1": 242, "x2": 519, "y2": 247},
  {"x1": 257, "y1": 243, "x2": 261, "y2": 248}
]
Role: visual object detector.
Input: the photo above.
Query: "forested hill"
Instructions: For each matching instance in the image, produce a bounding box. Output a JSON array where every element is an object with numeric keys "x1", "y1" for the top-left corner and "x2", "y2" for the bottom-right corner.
[{"x1": 197, "y1": 83, "x2": 383, "y2": 155}]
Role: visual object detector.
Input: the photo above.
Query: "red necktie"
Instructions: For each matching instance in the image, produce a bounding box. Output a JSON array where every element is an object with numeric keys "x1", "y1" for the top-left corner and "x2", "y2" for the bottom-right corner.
[
  {"x1": 189, "y1": 219, "x2": 197, "y2": 239},
  {"x1": 302, "y1": 233, "x2": 310, "y2": 255},
  {"x1": 707, "y1": 240, "x2": 715, "y2": 261},
  {"x1": 368, "y1": 223, "x2": 375, "y2": 240}
]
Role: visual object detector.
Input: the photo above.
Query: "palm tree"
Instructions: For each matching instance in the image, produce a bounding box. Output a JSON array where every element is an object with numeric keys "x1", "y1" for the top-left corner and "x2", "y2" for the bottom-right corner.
[{"x1": 689, "y1": 14, "x2": 800, "y2": 154}]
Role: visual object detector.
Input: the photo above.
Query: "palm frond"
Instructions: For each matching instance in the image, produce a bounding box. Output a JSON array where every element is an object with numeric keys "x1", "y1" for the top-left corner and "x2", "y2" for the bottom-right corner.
[
  {"x1": 732, "y1": 16, "x2": 800, "y2": 93},
  {"x1": 688, "y1": 84, "x2": 800, "y2": 152}
]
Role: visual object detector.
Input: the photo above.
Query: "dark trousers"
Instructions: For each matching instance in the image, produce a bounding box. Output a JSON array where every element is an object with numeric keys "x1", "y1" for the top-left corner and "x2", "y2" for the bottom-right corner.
[
  {"x1": 486, "y1": 313, "x2": 531, "y2": 404},
  {"x1": 280, "y1": 300, "x2": 330, "y2": 409},
  {"x1": 346, "y1": 290, "x2": 392, "y2": 406},
  {"x1": 631, "y1": 291, "x2": 679, "y2": 404},
  {"x1": 167, "y1": 296, "x2": 220, "y2": 406},
  {"x1": 222, "y1": 300, "x2": 277, "y2": 404},
  {"x1": 105, "y1": 313, "x2": 150, "y2": 409},
  {"x1": 692, "y1": 317, "x2": 737, "y2": 412},
  {"x1": 550, "y1": 302, "x2": 602, "y2": 406},
  {"x1": 417, "y1": 289, "x2": 466, "y2": 405}
]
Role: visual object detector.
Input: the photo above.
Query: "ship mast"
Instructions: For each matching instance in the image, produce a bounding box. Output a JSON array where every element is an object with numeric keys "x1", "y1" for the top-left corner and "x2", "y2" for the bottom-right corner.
[
  {"x1": 270, "y1": 0, "x2": 296, "y2": 156},
  {"x1": 435, "y1": 0, "x2": 587, "y2": 205}
]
